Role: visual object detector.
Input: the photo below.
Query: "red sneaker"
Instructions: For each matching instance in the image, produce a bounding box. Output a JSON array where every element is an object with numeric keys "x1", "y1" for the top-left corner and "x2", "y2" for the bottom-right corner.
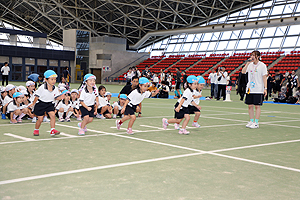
[
  {"x1": 50, "y1": 129, "x2": 60, "y2": 136},
  {"x1": 33, "y1": 130, "x2": 39, "y2": 136}
]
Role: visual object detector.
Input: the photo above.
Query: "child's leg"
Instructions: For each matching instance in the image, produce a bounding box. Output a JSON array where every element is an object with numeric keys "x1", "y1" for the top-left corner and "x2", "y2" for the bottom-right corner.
[
  {"x1": 35, "y1": 116, "x2": 44, "y2": 129},
  {"x1": 194, "y1": 111, "x2": 201, "y2": 122},
  {"x1": 48, "y1": 111, "x2": 56, "y2": 128},
  {"x1": 58, "y1": 108, "x2": 64, "y2": 119},
  {"x1": 248, "y1": 105, "x2": 254, "y2": 121},
  {"x1": 120, "y1": 114, "x2": 131, "y2": 123},
  {"x1": 167, "y1": 118, "x2": 183, "y2": 124},
  {"x1": 113, "y1": 106, "x2": 119, "y2": 114},
  {"x1": 127, "y1": 114, "x2": 136, "y2": 129},
  {"x1": 181, "y1": 114, "x2": 190, "y2": 129},
  {"x1": 254, "y1": 105, "x2": 261, "y2": 123},
  {"x1": 100, "y1": 105, "x2": 108, "y2": 114},
  {"x1": 104, "y1": 113, "x2": 112, "y2": 119},
  {"x1": 81, "y1": 115, "x2": 90, "y2": 128}
]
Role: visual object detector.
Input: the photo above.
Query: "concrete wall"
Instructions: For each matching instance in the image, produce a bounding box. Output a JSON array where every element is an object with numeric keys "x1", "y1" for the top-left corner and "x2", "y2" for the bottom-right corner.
[
  {"x1": 89, "y1": 36, "x2": 149, "y2": 83},
  {"x1": 63, "y1": 29, "x2": 77, "y2": 83}
]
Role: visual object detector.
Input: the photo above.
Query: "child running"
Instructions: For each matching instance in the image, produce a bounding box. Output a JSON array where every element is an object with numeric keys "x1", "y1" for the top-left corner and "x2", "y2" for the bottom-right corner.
[
  {"x1": 116, "y1": 77, "x2": 159, "y2": 135},
  {"x1": 31, "y1": 70, "x2": 65, "y2": 136},
  {"x1": 162, "y1": 75, "x2": 200, "y2": 135},
  {"x1": 78, "y1": 74, "x2": 99, "y2": 136}
]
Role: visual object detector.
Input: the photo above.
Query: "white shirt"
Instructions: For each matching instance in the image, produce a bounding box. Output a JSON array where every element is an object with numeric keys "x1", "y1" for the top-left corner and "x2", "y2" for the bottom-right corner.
[
  {"x1": 191, "y1": 89, "x2": 202, "y2": 105},
  {"x1": 112, "y1": 101, "x2": 123, "y2": 110},
  {"x1": 56, "y1": 100, "x2": 72, "y2": 112},
  {"x1": 127, "y1": 89, "x2": 151, "y2": 106},
  {"x1": 246, "y1": 61, "x2": 267, "y2": 94},
  {"x1": 3, "y1": 95, "x2": 13, "y2": 106},
  {"x1": 1, "y1": 66, "x2": 10, "y2": 75},
  {"x1": 218, "y1": 71, "x2": 228, "y2": 85},
  {"x1": 153, "y1": 76, "x2": 159, "y2": 83},
  {"x1": 35, "y1": 84, "x2": 60, "y2": 103},
  {"x1": 71, "y1": 100, "x2": 80, "y2": 109},
  {"x1": 178, "y1": 88, "x2": 194, "y2": 108},
  {"x1": 79, "y1": 86, "x2": 99, "y2": 106},
  {"x1": 7, "y1": 101, "x2": 24, "y2": 113},
  {"x1": 208, "y1": 72, "x2": 217, "y2": 84},
  {"x1": 98, "y1": 95, "x2": 109, "y2": 108}
]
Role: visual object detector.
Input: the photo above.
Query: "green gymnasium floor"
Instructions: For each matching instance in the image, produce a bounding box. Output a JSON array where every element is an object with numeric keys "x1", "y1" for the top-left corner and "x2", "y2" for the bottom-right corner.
[{"x1": 1, "y1": 82, "x2": 300, "y2": 199}]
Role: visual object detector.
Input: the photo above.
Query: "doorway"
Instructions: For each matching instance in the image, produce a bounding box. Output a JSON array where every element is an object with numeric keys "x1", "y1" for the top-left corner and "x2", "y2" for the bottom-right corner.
[{"x1": 92, "y1": 69, "x2": 101, "y2": 84}]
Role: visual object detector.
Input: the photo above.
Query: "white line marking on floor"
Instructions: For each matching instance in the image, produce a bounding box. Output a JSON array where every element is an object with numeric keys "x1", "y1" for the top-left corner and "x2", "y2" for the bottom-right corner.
[
  {"x1": 60, "y1": 132, "x2": 78, "y2": 137},
  {"x1": 140, "y1": 125, "x2": 166, "y2": 130},
  {"x1": 265, "y1": 123, "x2": 300, "y2": 129},
  {"x1": 0, "y1": 152, "x2": 205, "y2": 185},
  {"x1": 4, "y1": 133, "x2": 35, "y2": 141}
]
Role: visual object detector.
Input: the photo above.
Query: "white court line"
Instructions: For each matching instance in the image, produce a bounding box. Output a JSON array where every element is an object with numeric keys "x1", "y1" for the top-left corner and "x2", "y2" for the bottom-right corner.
[
  {"x1": 59, "y1": 132, "x2": 78, "y2": 138},
  {"x1": 0, "y1": 152, "x2": 205, "y2": 185},
  {"x1": 266, "y1": 123, "x2": 300, "y2": 129},
  {"x1": 4, "y1": 133, "x2": 35, "y2": 141},
  {"x1": 110, "y1": 127, "x2": 143, "y2": 132},
  {"x1": 140, "y1": 125, "x2": 166, "y2": 130}
]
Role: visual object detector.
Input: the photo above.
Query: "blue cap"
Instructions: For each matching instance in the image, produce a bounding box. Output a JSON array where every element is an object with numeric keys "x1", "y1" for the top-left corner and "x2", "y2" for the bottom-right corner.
[
  {"x1": 119, "y1": 94, "x2": 127, "y2": 99},
  {"x1": 139, "y1": 77, "x2": 150, "y2": 84},
  {"x1": 187, "y1": 75, "x2": 198, "y2": 83},
  {"x1": 197, "y1": 76, "x2": 206, "y2": 84},
  {"x1": 13, "y1": 92, "x2": 24, "y2": 98},
  {"x1": 61, "y1": 90, "x2": 70, "y2": 95},
  {"x1": 44, "y1": 70, "x2": 58, "y2": 78},
  {"x1": 84, "y1": 74, "x2": 96, "y2": 82}
]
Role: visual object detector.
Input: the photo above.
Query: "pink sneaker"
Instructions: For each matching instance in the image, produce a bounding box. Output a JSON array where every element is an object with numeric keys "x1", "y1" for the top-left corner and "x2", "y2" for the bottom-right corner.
[
  {"x1": 162, "y1": 118, "x2": 168, "y2": 130},
  {"x1": 78, "y1": 123, "x2": 87, "y2": 132},
  {"x1": 78, "y1": 129, "x2": 85, "y2": 136},
  {"x1": 33, "y1": 130, "x2": 39, "y2": 136},
  {"x1": 127, "y1": 128, "x2": 133, "y2": 135},
  {"x1": 174, "y1": 123, "x2": 180, "y2": 130},
  {"x1": 50, "y1": 129, "x2": 60, "y2": 136},
  {"x1": 179, "y1": 129, "x2": 190, "y2": 135},
  {"x1": 192, "y1": 122, "x2": 201, "y2": 128},
  {"x1": 116, "y1": 120, "x2": 122, "y2": 130}
]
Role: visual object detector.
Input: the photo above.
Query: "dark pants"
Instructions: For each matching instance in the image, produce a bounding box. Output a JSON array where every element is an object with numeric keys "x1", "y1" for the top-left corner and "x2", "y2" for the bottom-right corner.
[
  {"x1": 238, "y1": 84, "x2": 246, "y2": 101},
  {"x1": 210, "y1": 83, "x2": 215, "y2": 98},
  {"x1": 2, "y1": 75, "x2": 8, "y2": 86},
  {"x1": 217, "y1": 84, "x2": 226, "y2": 100}
]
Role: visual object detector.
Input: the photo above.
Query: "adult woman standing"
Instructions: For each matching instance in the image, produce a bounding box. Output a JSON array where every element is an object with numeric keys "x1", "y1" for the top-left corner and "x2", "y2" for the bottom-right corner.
[{"x1": 242, "y1": 51, "x2": 267, "y2": 129}]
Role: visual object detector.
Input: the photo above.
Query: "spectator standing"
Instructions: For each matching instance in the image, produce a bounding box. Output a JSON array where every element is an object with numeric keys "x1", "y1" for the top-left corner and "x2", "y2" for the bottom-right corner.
[
  {"x1": 134, "y1": 66, "x2": 141, "y2": 77},
  {"x1": 237, "y1": 71, "x2": 248, "y2": 101},
  {"x1": 160, "y1": 69, "x2": 165, "y2": 83},
  {"x1": 182, "y1": 71, "x2": 188, "y2": 90},
  {"x1": 208, "y1": 68, "x2": 217, "y2": 98},
  {"x1": 1, "y1": 62, "x2": 10, "y2": 86},
  {"x1": 291, "y1": 70, "x2": 299, "y2": 96},
  {"x1": 273, "y1": 70, "x2": 284, "y2": 94},
  {"x1": 266, "y1": 71, "x2": 273, "y2": 101},
  {"x1": 63, "y1": 67, "x2": 71, "y2": 88},
  {"x1": 216, "y1": 67, "x2": 228, "y2": 100},
  {"x1": 175, "y1": 68, "x2": 182, "y2": 98}
]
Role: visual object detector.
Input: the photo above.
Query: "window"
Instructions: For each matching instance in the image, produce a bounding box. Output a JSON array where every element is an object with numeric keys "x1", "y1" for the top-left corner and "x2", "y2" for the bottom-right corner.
[
  {"x1": 282, "y1": 36, "x2": 298, "y2": 47},
  {"x1": 259, "y1": 38, "x2": 272, "y2": 48},
  {"x1": 270, "y1": 38, "x2": 283, "y2": 48},
  {"x1": 37, "y1": 59, "x2": 47, "y2": 66},
  {"x1": 12, "y1": 57, "x2": 22, "y2": 64},
  {"x1": 25, "y1": 58, "x2": 35, "y2": 65}
]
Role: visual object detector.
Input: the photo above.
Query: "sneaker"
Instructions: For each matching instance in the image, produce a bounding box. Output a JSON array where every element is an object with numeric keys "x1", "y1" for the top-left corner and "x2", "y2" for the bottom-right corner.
[
  {"x1": 78, "y1": 129, "x2": 85, "y2": 136},
  {"x1": 76, "y1": 117, "x2": 82, "y2": 121},
  {"x1": 1, "y1": 113, "x2": 6, "y2": 119},
  {"x1": 77, "y1": 123, "x2": 87, "y2": 132},
  {"x1": 58, "y1": 118, "x2": 64, "y2": 122},
  {"x1": 43, "y1": 117, "x2": 50, "y2": 122},
  {"x1": 246, "y1": 121, "x2": 253, "y2": 128},
  {"x1": 10, "y1": 120, "x2": 17, "y2": 124},
  {"x1": 116, "y1": 120, "x2": 121, "y2": 130},
  {"x1": 17, "y1": 119, "x2": 22, "y2": 123},
  {"x1": 192, "y1": 122, "x2": 201, "y2": 128},
  {"x1": 33, "y1": 130, "x2": 39, "y2": 136},
  {"x1": 162, "y1": 118, "x2": 168, "y2": 130},
  {"x1": 179, "y1": 129, "x2": 190, "y2": 135},
  {"x1": 174, "y1": 123, "x2": 180, "y2": 130},
  {"x1": 96, "y1": 114, "x2": 106, "y2": 119},
  {"x1": 249, "y1": 122, "x2": 259, "y2": 129},
  {"x1": 50, "y1": 129, "x2": 60, "y2": 136},
  {"x1": 32, "y1": 117, "x2": 37, "y2": 123},
  {"x1": 113, "y1": 114, "x2": 117, "y2": 119},
  {"x1": 65, "y1": 118, "x2": 71, "y2": 122},
  {"x1": 127, "y1": 128, "x2": 134, "y2": 135}
]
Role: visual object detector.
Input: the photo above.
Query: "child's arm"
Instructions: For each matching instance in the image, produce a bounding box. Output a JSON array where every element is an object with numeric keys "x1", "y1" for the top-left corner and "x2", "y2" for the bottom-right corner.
[
  {"x1": 193, "y1": 94, "x2": 202, "y2": 99},
  {"x1": 80, "y1": 101, "x2": 92, "y2": 111},
  {"x1": 55, "y1": 94, "x2": 65, "y2": 101},
  {"x1": 151, "y1": 89, "x2": 160, "y2": 97},
  {"x1": 94, "y1": 97, "x2": 99, "y2": 115},
  {"x1": 191, "y1": 101, "x2": 201, "y2": 110},
  {"x1": 175, "y1": 98, "x2": 185, "y2": 112},
  {"x1": 29, "y1": 96, "x2": 39, "y2": 108},
  {"x1": 121, "y1": 99, "x2": 129, "y2": 114}
]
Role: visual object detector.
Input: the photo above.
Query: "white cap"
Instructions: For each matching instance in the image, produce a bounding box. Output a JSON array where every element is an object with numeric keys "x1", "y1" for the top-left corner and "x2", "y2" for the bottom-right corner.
[
  {"x1": 105, "y1": 92, "x2": 112, "y2": 96},
  {"x1": 5, "y1": 84, "x2": 16, "y2": 91},
  {"x1": 0, "y1": 86, "x2": 6, "y2": 93},
  {"x1": 17, "y1": 85, "x2": 26, "y2": 92},
  {"x1": 59, "y1": 86, "x2": 66, "y2": 91},
  {"x1": 58, "y1": 83, "x2": 66, "y2": 88},
  {"x1": 71, "y1": 89, "x2": 79, "y2": 94},
  {"x1": 21, "y1": 90, "x2": 28, "y2": 96},
  {"x1": 26, "y1": 81, "x2": 35, "y2": 87}
]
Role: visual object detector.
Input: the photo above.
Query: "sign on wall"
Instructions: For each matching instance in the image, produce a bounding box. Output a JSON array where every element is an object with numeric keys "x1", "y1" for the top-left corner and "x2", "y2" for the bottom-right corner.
[{"x1": 102, "y1": 66, "x2": 111, "y2": 71}]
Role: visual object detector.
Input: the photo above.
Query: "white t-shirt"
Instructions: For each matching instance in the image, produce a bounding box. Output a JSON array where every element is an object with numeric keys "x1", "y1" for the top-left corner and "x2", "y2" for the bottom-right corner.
[
  {"x1": 208, "y1": 72, "x2": 217, "y2": 84},
  {"x1": 127, "y1": 89, "x2": 151, "y2": 106},
  {"x1": 6, "y1": 101, "x2": 24, "y2": 113},
  {"x1": 98, "y1": 95, "x2": 109, "y2": 108},
  {"x1": 71, "y1": 100, "x2": 80, "y2": 110},
  {"x1": 3, "y1": 95, "x2": 13, "y2": 106},
  {"x1": 191, "y1": 89, "x2": 202, "y2": 105},
  {"x1": 79, "y1": 86, "x2": 99, "y2": 107},
  {"x1": 178, "y1": 88, "x2": 194, "y2": 108},
  {"x1": 35, "y1": 84, "x2": 60, "y2": 102},
  {"x1": 112, "y1": 101, "x2": 123, "y2": 110},
  {"x1": 56, "y1": 100, "x2": 72, "y2": 112},
  {"x1": 218, "y1": 71, "x2": 228, "y2": 85},
  {"x1": 246, "y1": 61, "x2": 267, "y2": 94},
  {"x1": 1, "y1": 66, "x2": 10, "y2": 75}
]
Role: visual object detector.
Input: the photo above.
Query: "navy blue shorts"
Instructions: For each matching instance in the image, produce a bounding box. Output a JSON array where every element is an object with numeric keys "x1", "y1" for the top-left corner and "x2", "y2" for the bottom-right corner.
[
  {"x1": 188, "y1": 105, "x2": 201, "y2": 114},
  {"x1": 245, "y1": 94, "x2": 264, "y2": 106},
  {"x1": 34, "y1": 101, "x2": 55, "y2": 116},
  {"x1": 174, "y1": 102, "x2": 189, "y2": 119},
  {"x1": 124, "y1": 105, "x2": 137, "y2": 115},
  {"x1": 80, "y1": 105, "x2": 95, "y2": 118}
]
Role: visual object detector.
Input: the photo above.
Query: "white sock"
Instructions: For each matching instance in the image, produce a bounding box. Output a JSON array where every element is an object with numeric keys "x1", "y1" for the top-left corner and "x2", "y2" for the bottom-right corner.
[
  {"x1": 18, "y1": 113, "x2": 26, "y2": 120},
  {"x1": 44, "y1": 116, "x2": 48, "y2": 119},
  {"x1": 13, "y1": 114, "x2": 18, "y2": 119},
  {"x1": 51, "y1": 128, "x2": 55, "y2": 131},
  {"x1": 58, "y1": 112, "x2": 63, "y2": 119},
  {"x1": 66, "y1": 111, "x2": 73, "y2": 118}
]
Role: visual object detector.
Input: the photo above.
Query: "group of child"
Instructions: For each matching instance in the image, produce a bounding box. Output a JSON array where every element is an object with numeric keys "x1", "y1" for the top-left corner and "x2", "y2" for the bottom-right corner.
[{"x1": 0, "y1": 70, "x2": 206, "y2": 136}]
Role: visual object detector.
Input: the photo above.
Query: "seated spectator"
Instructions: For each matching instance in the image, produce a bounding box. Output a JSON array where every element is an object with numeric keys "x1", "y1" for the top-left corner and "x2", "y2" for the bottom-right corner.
[
  {"x1": 97, "y1": 85, "x2": 112, "y2": 119},
  {"x1": 274, "y1": 86, "x2": 287, "y2": 103},
  {"x1": 158, "y1": 81, "x2": 169, "y2": 98},
  {"x1": 56, "y1": 91, "x2": 73, "y2": 122},
  {"x1": 148, "y1": 82, "x2": 157, "y2": 92},
  {"x1": 112, "y1": 94, "x2": 127, "y2": 119}
]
